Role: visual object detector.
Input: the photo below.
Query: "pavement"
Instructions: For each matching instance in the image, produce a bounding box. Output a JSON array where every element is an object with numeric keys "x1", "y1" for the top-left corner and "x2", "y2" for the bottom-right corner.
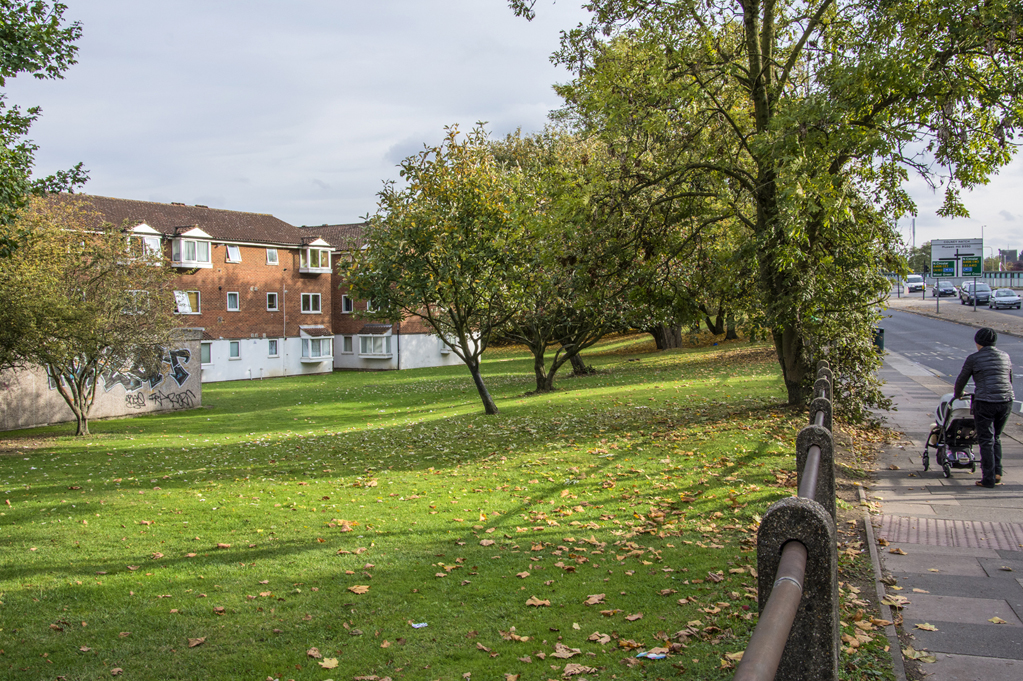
[{"x1": 871, "y1": 297, "x2": 1023, "y2": 679}]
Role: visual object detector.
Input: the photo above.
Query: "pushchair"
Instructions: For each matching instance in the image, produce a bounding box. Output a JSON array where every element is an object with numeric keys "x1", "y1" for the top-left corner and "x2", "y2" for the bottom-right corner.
[{"x1": 922, "y1": 393, "x2": 979, "y2": 478}]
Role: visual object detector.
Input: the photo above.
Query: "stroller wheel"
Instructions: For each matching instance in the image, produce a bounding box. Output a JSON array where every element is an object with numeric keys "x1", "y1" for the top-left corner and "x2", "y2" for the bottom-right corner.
[
  {"x1": 922, "y1": 452, "x2": 929, "y2": 471},
  {"x1": 943, "y1": 463, "x2": 952, "y2": 478}
]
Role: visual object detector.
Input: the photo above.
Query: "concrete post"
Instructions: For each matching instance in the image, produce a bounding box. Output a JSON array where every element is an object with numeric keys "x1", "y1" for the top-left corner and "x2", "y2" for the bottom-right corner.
[
  {"x1": 796, "y1": 424, "x2": 836, "y2": 522},
  {"x1": 813, "y1": 377, "x2": 831, "y2": 401},
  {"x1": 809, "y1": 396, "x2": 832, "y2": 433},
  {"x1": 757, "y1": 497, "x2": 839, "y2": 681}
]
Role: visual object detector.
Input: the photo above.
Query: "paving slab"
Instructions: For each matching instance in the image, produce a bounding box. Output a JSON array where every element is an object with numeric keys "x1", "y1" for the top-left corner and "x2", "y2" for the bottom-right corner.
[
  {"x1": 882, "y1": 551, "x2": 990, "y2": 577},
  {"x1": 904, "y1": 625, "x2": 1023, "y2": 661},
  {"x1": 902, "y1": 594, "x2": 1023, "y2": 626},
  {"x1": 911, "y1": 653, "x2": 1022, "y2": 681}
]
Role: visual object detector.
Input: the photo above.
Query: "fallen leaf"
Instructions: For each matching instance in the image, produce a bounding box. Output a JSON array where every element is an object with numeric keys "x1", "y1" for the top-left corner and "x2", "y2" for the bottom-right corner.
[
  {"x1": 989, "y1": 616, "x2": 1008, "y2": 624},
  {"x1": 725, "y1": 651, "x2": 744, "y2": 662},
  {"x1": 584, "y1": 593, "x2": 605, "y2": 606},
  {"x1": 188, "y1": 637, "x2": 205, "y2": 648},
  {"x1": 914, "y1": 623, "x2": 938, "y2": 631},
  {"x1": 319, "y1": 658, "x2": 339, "y2": 669},
  {"x1": 480, "y1": 539, "x2": 495, "y2": 547},
  {"x1": 348, "y1": 585, "x2": 370, "y2": 594},
  {"x1": 588, "y1": 631, "x2": 611, "y2": 645},
  {"x1": 307, "y1": 647, "x2": 322, "y2": 658},
  {"x1": 889, "y1": 547, "x2": 907, "y2": 555},
  {"x1": 216, "y1": 543, "x2": 231, "y2": 549},
  {"x1": 552, "y1": 642, "x2": 581, "y2": 659},
  {"x1": 625, "y1": 612, "x2": 644, "y2": 621},
  {"x1": 525, "y1": 596, "x2": 550, "y2": 607},
  {"x1": 505, "y1": 675, "x2": 519, "y2": 681},
  {"x1": 110, "y1": 669, "x2": 123, "y2": 676},
  {"x1": 118, "y1": 632, "x2": 131, "y2": 638},
  {"x1": 562, "y1": 662, "x2": 597, "y2": 677},
  {"x1": 516, "y1": 571, "x2": 530, "y2": 579}
]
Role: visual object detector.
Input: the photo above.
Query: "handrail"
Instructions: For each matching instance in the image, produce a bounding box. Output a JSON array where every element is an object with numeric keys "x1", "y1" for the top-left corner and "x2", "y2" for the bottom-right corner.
[{"x1": 732, "y1": 363, "x2": 837, "y2": 681}]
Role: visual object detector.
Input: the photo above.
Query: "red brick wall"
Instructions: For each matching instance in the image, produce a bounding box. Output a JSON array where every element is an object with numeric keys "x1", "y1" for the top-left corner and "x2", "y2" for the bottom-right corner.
[{"x1": 172, "y1": 243, "x2": 332, "y2": 339}]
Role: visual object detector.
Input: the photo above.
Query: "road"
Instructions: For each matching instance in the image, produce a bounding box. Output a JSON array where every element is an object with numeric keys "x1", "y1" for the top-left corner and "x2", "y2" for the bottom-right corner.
[{"x1": 880, "y1": 308, "x2": 1023, "y2": 381}]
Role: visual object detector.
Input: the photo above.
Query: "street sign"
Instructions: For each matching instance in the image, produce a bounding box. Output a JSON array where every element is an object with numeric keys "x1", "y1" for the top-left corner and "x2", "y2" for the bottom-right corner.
[{"x1": 931, "y1": 238, "x2": 983, "y2": 278}]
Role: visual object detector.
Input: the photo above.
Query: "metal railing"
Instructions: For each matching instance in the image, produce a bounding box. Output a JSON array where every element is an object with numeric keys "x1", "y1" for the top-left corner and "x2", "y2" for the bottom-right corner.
[{"x1": 733, "y1": 361, "x2": 838, "y2": 681}]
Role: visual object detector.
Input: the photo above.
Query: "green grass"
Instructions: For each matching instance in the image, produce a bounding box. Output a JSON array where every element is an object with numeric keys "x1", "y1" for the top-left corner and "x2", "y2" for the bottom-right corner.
[{"x1": 2, "y1": 335, "x2": 813, "y2": 680}]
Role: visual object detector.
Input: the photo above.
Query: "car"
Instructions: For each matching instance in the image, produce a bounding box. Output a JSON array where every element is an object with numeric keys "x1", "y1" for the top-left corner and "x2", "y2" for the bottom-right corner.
[
  {"x1": 906, "y1": 274, "x2": 925, "y2": 292},
  {"x1": 989, "y1": 288, "x2": 1022, "y2": 309},
  {"x1": 932, "y1": 280, "x2": 956, "y2": 297},
  {"x1": 960, "y1": 282, "x2": 992, "y2": 305}
]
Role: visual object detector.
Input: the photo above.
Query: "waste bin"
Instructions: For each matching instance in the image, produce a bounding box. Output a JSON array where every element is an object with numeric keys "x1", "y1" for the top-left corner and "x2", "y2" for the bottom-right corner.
[{"x1": 873, "y1": 328, "x2": 885, "y2": 352}]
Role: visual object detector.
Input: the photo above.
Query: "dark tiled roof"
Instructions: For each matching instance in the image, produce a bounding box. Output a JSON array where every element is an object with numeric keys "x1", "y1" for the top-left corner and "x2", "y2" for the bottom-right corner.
[
  {"x1": 359, "y1": 324, "x2": 392, "y2": 335},
  {"x1": 299, "y1": 326, "x2": 333, "y2": 337},
  {"x1": 50, "y1": 193, "x2": 335, "y2": 247},
  {"x1": 300, "y1": 222, "x2": 367, "y2": 251}
]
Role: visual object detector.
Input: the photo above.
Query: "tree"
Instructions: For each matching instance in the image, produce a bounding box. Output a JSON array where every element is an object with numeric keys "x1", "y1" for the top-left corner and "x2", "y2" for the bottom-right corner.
[
  {"x1": 907, "y1": 241, "x2": 932, "y2": 275},
  {"x1": 0, "y1": 1, "x2": 87, "y2": 257},
  {"x1": 347, "y1": 125, "x2": 526, "y2": 415},
  {"x1": 512, "y1": 0, "x2": 1023, "y2": 413},
  {"x1": 0, "y1": 197, "x2": 179, "y2": 434}
]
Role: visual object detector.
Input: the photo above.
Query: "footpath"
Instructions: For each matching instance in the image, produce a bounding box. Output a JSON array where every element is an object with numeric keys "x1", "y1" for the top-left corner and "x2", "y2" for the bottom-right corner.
[{"x1": 872, "y1": 296, "x2": 1023, "y2": 679}]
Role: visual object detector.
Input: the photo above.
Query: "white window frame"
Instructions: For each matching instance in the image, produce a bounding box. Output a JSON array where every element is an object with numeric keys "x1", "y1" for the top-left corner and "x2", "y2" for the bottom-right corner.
[
  {"x1": 226, "y1": 292, "x2": 240, "y2": 311},
  {"x1": 266, "y1": 292, "x2": 279, "y2": 311},
  {"x1": 341, "y1": 295, "x2": 353, "y2": 314},
  {"x1": 229, "y1": 340, "x2": 241, "y2": 360},
  {"x1": 341, "y1": 336, "x2": 353, "y2": 354},
  {"x1": 366, "y1": 299, "x2": 375, "y2": 313},
  {"x1": 129, "y1": 234, "x2": 162, "y2": 262},
  {"x1": 299, "y1": 247, "x2": 331, "y2": 273},
  {"x1": 226, "y1": 244, "x2": 242, "y2": 262},
  {"x1": 171, "y1": 238, "x2": 212, "y2": 268},
  {"x1": 301, "y1": 293, "x2": 321, "y2": 314},
  {"x1": 301, "y1": 337, "x2": 332, "y2": 362},
  {"x1": 200, "y1": 342, "x2": 212, "y2": 365},
  {"x1": 174, "y1": 290, "x2": 201, "y2": 315},
  {"x1": 266, "y1": 248, "x2": 279, "y2": 265},
  {"x1": 268, "y1": 339, "x2": 279, "y2": 357},
  {"x1": 358, "y1": 334, "x2": 392, "y2": 358}
]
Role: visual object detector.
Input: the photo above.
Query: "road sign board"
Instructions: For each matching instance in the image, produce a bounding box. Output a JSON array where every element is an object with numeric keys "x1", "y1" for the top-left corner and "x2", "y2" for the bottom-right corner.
[{"x1": 931, "y1": 238, "x2": 983, "y2": 278}]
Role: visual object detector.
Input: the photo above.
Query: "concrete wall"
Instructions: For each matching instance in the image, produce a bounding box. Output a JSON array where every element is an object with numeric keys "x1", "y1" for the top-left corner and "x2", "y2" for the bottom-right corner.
[
  {"x1": 0, "y1": 334, "x2": 202, "y2": 432},
  {"x1": 332, "y1": 331, "x2": 464, "y2": 371}
]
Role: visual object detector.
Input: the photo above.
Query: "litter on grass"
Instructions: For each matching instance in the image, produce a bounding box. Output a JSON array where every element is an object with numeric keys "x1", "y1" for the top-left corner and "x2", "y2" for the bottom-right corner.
[{"x1": 411, "y1": 622, "x2": 428, "y2": 629}]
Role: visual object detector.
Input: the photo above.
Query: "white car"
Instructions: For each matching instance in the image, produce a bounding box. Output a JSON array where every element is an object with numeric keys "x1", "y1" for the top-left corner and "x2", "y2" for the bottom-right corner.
[
  {"x1": 905, "y1": 274, "x2": 925, "y2": 292},
  {"x1": 989, "y1": 288, "x2": 1022, "y2": 310}
]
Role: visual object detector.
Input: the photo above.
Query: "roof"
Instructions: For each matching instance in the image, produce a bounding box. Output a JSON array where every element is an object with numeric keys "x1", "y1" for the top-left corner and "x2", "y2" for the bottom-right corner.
[
  {"x1": 299, "y1": 222, "x2": 367, "y2": 251},
  {"x1": 359, "y1": 324, "x2": 392, "y2": 335},
  {"x1": 49, "y1": 193, "x2": 334, "y2": 248}
]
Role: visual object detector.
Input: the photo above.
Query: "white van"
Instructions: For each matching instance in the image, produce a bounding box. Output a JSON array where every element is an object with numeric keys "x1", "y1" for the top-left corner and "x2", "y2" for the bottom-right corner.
[{"x1": 906, "y1": 275, "x2": 925, "y2": 293}]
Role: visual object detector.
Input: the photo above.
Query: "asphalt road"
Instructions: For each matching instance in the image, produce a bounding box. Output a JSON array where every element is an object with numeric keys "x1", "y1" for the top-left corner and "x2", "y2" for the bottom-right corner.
[
  {"x1": 880, "y1": 308, "x2": 1023, "y2": 381},
  {"x1": 891, "y1": 284, "x2": 1023, "y2": 319}
]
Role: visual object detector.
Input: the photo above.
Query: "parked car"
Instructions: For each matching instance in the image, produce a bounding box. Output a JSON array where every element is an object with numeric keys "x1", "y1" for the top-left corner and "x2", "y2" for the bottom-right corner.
[
  {"x1": 932, "y1": 280, "x2": 956, "y2": 297},
  {"x1": 960, "y1": 282, "x2": 992, "y2": 305},
  {"x1": 906, "y1": 274, "x2": 925, "y2": 292},
  {"x1": 989, "y1": 288, "x2": 1022, "y2": 309}
]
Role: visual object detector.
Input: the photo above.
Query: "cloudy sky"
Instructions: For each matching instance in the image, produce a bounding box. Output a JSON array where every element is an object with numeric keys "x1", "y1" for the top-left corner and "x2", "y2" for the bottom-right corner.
[{"x1": 6, "y1": 0, "x2": 1023, "y2": 254}]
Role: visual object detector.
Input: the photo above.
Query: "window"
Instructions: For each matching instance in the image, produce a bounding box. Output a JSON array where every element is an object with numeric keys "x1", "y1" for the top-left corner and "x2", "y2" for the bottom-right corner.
[
  {"x1": 268, "y1": 339, "x2": 279, "y2": 357},
  {"x1": 226, "y1": 244, "x2": 242, "y2": 262},
  {"x1": 301, "y1": 293, "x2": 321, "y2": 313},
  {"x1": 341, "y1": 295, "x2": 353, "y2": 313},
  {"x1": 129, "y1": 235, "x2": 162, "y2": 260},
  {"x1": 174, "y1": 290, "x2": 200, "y2": 314},
  {"x1": 342, "y1": 336, "x2": 353, "y2": 353},
  {"x1": 300, "y1": 247, "x2": 331, "y2": 272},
  {"x1": 366, "y1": 299, "x2": 375, "y2": 313},
  {"x1": 302, "y1": 337, "x2": 331, "y2": 359},
  {"x1": 266, "y1": 292, "x2": 279, "y2": 311},
  {"x1": 227, "y1": 292, "x2": 240, "y2": 311},
  {"x1": 359, "y1": 335, "x2": 392, "y2": 356},
  {"x1": 171, "y1": 238, "x2": 211, "y2": 267},
  {"x1": 229, "y1": 341, "x2": 240, "y2": 359},
  {"x1": 200, "y1": 342, "x2": 212, "y2": 364},
  {"x1": 266, "y1": 248, "x2": 279, "y2": 265}
]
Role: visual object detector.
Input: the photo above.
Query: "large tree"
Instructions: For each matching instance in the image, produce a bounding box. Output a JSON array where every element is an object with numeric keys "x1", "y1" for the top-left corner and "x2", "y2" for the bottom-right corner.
[
  {"x1": 0, "y1": 1, "x2": 87, "y2": 256},
  {"x1": 347, "y1": 125, "x2": 526, "y2": 415},
  {"x1": 512, "y1": 0, "x2": 1023, "y2": 410},
  {"x1": 0, "y1": 198, "x2": 178, "y2": 434}
]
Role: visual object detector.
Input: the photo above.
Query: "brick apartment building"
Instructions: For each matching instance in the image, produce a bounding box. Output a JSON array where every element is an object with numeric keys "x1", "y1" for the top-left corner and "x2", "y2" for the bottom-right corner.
[
  {"x1": 303, "y1": 222, "x2": 463, "y2": 371},
  {"x1": 71, "y1": 194, "x2": 337, "y2": 382}
]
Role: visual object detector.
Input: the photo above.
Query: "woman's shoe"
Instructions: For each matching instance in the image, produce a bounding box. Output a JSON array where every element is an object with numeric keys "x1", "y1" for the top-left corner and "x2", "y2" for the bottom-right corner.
[
  {"x1": 995, "y1": 475, "x2": 1002, "y2": 483},
  {"x1": 976, "y1": 480, "x2": 996, "y2": 488}
]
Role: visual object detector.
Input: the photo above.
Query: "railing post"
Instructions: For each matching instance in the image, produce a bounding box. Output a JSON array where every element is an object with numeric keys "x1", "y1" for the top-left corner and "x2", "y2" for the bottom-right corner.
[
  {"x1": 756, "y1": 497, "x2": 839, "y2": 681},
  {"x1": 796, "y1": 425, "x2": 836, "y2": 522},
  {"x1": 813, "y1": 377, "x2": 831, "y2": 401}
]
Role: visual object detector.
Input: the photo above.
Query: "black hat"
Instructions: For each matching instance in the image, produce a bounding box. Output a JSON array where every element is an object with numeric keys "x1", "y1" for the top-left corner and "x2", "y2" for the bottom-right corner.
[{"x1": 975, "y1": 327, "x2": 998, "y2": 347}]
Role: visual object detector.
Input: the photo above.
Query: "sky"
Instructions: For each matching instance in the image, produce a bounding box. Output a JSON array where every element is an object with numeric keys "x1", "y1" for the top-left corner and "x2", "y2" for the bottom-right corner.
[{"x1": 4, "y1": 0, "x2": 1023, "y2": 253}]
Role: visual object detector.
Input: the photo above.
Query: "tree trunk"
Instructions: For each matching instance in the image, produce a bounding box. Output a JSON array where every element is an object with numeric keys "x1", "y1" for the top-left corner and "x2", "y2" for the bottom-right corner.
[
  {"x1": 533, "y1": 348, "x2": 549, "y2": 393},
  {"x1": 725, "y1": 313, "x2": 739, "y2": 340},
  {"x1": 704, "y1": 313, "x2": 725, "y2": 335},
  {"x1": 648, "y1": 323, "x2": 683, "y2": 349},
  {"x1": 772, "y1": 325, "x2": 811, "y2": 405},
  {"x1": 466, "y1": 359, "x2": 499, "y2": 415},
  {"x1": 568, "y1": 352, "x2": 591, "y2": 375}
]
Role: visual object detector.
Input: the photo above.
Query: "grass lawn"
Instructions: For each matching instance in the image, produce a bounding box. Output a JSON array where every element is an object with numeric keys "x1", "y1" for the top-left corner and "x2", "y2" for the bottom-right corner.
[{"x1": 0, "y1": 334, "x2": 881, "y2": 680}]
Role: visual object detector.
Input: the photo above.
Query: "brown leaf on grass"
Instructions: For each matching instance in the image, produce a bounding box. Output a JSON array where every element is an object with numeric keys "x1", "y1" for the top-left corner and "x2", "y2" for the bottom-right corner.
[
  {"x1": 707, "y1": 571, "x2": 724, "y2": 583},
  {"x1": 516, "y1": 571, "x2": 530, "y2": 579},
  {"x1": 480, "y1": 539, "x2": 495, "y2": 546},
  {"x1": 259, "y1": 591, "x2": 272, "y2": 597},
  {"x1": 380, "y1": 640, "x2": 391, "y2": 648},
  {"x1": 525, "y1": 596, "x2": 550, "y2": 607},
  {"x1": 599, "y1": 609, "x2": 622, "y2": 617},
  {"x1": 499, "y1": 627, "x2": 529, "y2": 642},
  {"x1": 505, "y1": 674, "x2": 519, "y2": 681},
  {"x1": 518, "y1": 655, "x2": 532, "y2": 663},
  {"x1": 318, "y1": 658, "x2": 339, "y2": 669},
  {"x1": 110, "y1": 669, "x2": 123, "y2": 676},
  {"x1": 476, "y1": 642, "x2": 492, "y2": 653},
  {"x1": 625, "y1": 613, "x2": 644, "y2": 621},
  {"x1": 185, "y1": 553, "x2": 197, "y2": 558},
  {"x1": 348, "y1": 585, "x2": 370, "y2": 594},
  {"x1": 552, "y1": 643, "x2": 581, "y2": 658},
  {"x1": 562, "y1": 663, "x2": 597, "y2": 677},
  {"x1": 213, "y1": 606, "x2": 226, "y2": 614},
  {"x1": 588, "y1": 631, "x2": 611, "y2": 645},
  {"x1": 139, "y1": 520, "x2": 153, "y2": 526},
  {"x1": 216, "y1": 543, "x2": 231, "y2": 549},
  {"x1": 157, "y1": 594, "x2": 171, "y2": 599},
  {"x1": 659, "y1": 589, "x2": 678, "y2": 596},
  {"x1": 188, "y1": 637, "x2": 205, "y2": 648},
  {"x1": 126, "y1": 566, "x2": 140, "y2": 571},
  {"x1": 617, "y1": 639, "x2": 643, "y2": 649},
  {"x1": 118, "y1": 632, "x2": 131, "y2": 638},
  {"x1": 50, "y1": 623, "x2": 63, "y2": 631},
  {"x1": 584, "y1": 593, "x2": 605, "y2": 606},
  {"x1": 307, "y1": 647, "x2": 322, "y2": 658}
]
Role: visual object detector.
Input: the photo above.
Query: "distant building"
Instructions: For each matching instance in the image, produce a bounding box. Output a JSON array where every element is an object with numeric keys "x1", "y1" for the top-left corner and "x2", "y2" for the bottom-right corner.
[{"x1": 1000, "y1": 249, "x2": 1018, "y2": 264}]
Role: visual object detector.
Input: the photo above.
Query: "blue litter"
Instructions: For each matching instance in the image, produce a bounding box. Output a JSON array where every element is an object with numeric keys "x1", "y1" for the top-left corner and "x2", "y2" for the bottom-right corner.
[
  {"x1": 635, "y1": 651, "x2": 666, "y2": 660},
  {"x1": 410, "y1": 622, "x2": 428, "y2": 629}
]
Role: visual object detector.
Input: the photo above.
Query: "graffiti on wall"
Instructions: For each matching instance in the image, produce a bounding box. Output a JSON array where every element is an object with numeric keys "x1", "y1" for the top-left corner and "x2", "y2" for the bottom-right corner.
[
  {"x1": 101, "y1": 348, "x2": 192, "y2": 393},
  {"x1": 125, "y1": 392, "x2": 147, "y2": 409},
  {"x1": 150, "y1": 389, "x2": 196, "y2": 409}
]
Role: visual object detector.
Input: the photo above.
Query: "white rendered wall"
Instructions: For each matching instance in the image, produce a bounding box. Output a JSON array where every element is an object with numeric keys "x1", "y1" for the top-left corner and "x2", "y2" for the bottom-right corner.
[
  {"x1": 199, "y1": 337, "x2": 332, "y2": 383},
  {"x1": 332, "y1": 333, "x2": 464, "y2": 371}
]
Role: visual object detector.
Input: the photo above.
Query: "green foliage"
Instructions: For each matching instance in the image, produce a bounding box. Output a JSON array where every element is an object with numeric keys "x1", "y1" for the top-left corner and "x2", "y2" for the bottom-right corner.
[
  {"x1": 347, "y1": 125, "x2": 527, "y2": 415},
  {"x1": 907, "y1": 241, "x2": 932, "y2": 275},
  {"x1": 0, "y1": 197, "x2": 179, "y2": 434},
  {"x1": 0, "y1": 1, "x2": 86, "y2": 256}
]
